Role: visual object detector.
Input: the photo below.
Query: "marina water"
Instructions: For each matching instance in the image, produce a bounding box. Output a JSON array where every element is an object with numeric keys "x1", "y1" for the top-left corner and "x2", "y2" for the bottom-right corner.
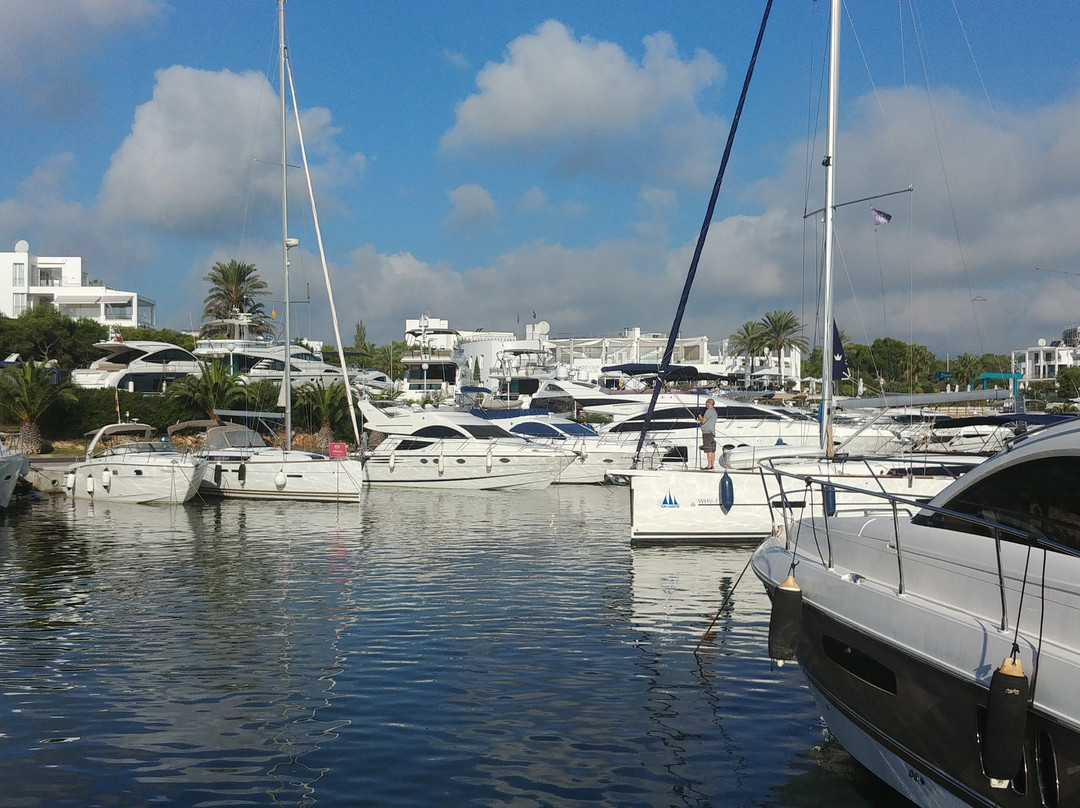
[{"x1": 0, "y1": 486, "x2": 911, "y2": 806}]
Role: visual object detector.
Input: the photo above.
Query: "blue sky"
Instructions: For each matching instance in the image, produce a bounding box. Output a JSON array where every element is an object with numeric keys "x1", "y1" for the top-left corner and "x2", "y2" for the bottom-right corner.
[{"x1": 3, "y1": 1, "x2": 1080, "y2": 358}]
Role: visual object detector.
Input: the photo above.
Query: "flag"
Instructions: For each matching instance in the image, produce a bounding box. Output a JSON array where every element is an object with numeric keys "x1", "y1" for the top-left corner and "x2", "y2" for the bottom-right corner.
[
  {"x1": 516, "y1": 311, "x2": 520, "y2": 323},
  {"x1": 871, "y1": 208, "x2": 892, "y2": 226},
  {"x1": 532, "y1": 310, "x2": 536, "y2": 319},
  {"x1": 831, "y1": 320, "x2": 850, "y2": 381},
  {"x1": 114, "y1": 387, "x2": 120, "y2": 421}
]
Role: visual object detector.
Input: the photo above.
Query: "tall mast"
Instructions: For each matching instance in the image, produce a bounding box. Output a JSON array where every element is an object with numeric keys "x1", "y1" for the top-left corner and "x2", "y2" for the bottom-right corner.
[
  {"x1": 820, "y1": 0, "x2": 840, "y2": 454},
  {"x1": 279, "y1": 0, "x2": 293, "y2": 449}
]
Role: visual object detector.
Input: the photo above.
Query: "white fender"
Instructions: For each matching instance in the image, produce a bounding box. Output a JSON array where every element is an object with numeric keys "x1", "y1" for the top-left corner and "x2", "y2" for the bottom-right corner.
[
  {"x1": 274, "y1": 469, "x2": 287, "y2": 489},
  {"x1": 438, "y1": 452, "x2": 445, "y2": 475},
  {"x1": 486, "y1": 442, "x2": 493, "y2": 473},
  {"x1": 101, "y1": 468, "x2": 112, "y2": 488},
  {"x1": 85, "y1": 475, "x2": 95, "y2": 495},
  {"x1": 65, "y1": 471, "x2": 75, "y2": 491},
  {"x1": 389, "y1": 450, "x2": 396, "y2": 472}
]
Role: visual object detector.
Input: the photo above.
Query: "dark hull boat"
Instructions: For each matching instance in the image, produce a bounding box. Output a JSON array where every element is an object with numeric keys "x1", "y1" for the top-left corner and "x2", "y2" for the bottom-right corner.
[{"x1": 752, "y1": 418, "x2": 1080, "y2": 807}]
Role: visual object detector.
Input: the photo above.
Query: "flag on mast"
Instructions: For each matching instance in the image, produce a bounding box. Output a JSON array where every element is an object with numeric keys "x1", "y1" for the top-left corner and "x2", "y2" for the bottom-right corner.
[
  {"x1": 871, "y1": 208, "x2": 892, "y2": 226},
  {"x1": 831, "y1": 321, "x2": 851, "y2": 381}
]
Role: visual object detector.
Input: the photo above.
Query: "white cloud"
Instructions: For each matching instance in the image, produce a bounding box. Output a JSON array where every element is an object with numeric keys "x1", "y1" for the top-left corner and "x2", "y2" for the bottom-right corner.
[
  {"x1": 99, "y1": 65, "x2": 363, "y2": 237},
  {"x1": 444, "y1": 184, "x2": 497, "y2": 231},
  {"x1": 440, "y1": 20, "x2": 725, "y2": 186}
]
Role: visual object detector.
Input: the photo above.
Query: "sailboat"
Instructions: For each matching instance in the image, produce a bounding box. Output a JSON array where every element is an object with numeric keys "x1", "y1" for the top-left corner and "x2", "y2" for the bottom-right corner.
[
  {"x1": 178, "y1": 0, "x2": 364, "y2": 502},
  {"x1": 617, "y1": 1, "x2": 990, "y2": 545}
]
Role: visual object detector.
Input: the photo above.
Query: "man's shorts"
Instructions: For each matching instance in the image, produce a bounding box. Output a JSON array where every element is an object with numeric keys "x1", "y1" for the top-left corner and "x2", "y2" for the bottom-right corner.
[{"x1": 702, "y1": 433, "x2": 716, "y2": 452}]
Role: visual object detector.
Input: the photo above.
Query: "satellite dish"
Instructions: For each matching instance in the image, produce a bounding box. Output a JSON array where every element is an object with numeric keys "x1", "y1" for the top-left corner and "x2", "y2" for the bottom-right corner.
[
  {"x1": 536, "y1": 320, "x2": 550, "y2": 336},
  {"x1": 13, "y1": 240, "x2": 29, "y2": 252},
  {"x1": 1038, "y1": 338, "x2": 1047, "y2": 347}
]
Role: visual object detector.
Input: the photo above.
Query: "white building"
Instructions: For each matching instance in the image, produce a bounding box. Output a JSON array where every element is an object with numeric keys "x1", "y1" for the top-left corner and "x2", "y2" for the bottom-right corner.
[
  {"x1": 1, "y1": 239, "x2": 156, "y2": 328},
  {"x1": 1011, "y1": 330, "x2": 1080, "y2": 388}
]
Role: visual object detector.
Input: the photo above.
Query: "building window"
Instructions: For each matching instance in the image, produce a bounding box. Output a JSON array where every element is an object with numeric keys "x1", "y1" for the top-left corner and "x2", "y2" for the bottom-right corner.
[
  {"x1": 12, "y1": 293, "x2": 27, "y2": 316},
  {"x1": 105, "y1": 302, "x2": 133, "y2": 321},
  {"x1": 12, "y1": 263, "x2": 25, "y2": 286}
]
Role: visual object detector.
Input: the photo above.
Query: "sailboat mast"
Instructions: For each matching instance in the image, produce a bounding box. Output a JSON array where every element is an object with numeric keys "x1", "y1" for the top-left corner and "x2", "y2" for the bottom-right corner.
[
  {"x1": 819, "y1": 0, "x2": 841, "y2": 454},
  {"x1": 279, "y1": 0, "x2": 293, "y2": 450}
]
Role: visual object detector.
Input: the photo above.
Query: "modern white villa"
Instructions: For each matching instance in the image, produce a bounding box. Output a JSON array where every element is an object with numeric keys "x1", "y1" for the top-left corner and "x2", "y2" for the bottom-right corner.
[
  {"x1": 1011, "y1": 326, "x2": 1080, "y2": 388},
  {"x1": 1, "y1": 240, "x2": 156, "y2": 328}
]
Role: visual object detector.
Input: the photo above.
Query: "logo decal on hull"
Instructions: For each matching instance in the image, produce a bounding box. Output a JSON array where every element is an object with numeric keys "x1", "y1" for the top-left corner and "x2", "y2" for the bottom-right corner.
[{"x1": 660, "y1": 490, "x2": 679, "y2": 508}]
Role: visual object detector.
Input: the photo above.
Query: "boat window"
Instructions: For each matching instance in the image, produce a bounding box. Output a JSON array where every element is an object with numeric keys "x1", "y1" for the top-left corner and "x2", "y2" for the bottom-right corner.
[
  {"x1": 396, "y1": 439, "x2": 433, "y2": 451},
  {"x1": 511, "y1": 423, "x2": 562, "y2": 438},
  {"x1": 462, "y1": 424, "x2": 515, "y2": 439},
  {"x1": 146, "y1": 348, "x2": 197, "y2": 364},
  {"x1": 933, "y1": 457, "x2": 1080, "y2": 552},
  {"x1": 414, "y1": 425, "x2": 467, "y2": 439}
]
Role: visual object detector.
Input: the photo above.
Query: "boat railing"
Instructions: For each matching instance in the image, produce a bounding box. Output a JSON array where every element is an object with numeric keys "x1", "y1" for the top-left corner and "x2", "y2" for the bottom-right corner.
[{"x1": 757, "y1": 457, "x2": 1074, "y2": 633}]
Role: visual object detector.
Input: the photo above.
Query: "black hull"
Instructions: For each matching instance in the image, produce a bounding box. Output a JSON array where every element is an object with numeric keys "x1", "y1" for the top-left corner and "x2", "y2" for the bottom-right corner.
[{"x1": 799, "y1": 604, "x2": 1080, "y2": 807}]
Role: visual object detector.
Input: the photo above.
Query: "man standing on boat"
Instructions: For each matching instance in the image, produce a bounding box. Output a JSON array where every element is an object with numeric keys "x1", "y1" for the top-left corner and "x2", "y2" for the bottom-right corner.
[{"x1": 698, "y1": 398, "x2": 717, "y2": 470}]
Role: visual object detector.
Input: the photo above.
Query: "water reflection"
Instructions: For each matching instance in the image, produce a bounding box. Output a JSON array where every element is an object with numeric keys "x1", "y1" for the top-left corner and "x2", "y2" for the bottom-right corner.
[{"x1": 0, "y1": 489, "x2": 886, "y2": 807}]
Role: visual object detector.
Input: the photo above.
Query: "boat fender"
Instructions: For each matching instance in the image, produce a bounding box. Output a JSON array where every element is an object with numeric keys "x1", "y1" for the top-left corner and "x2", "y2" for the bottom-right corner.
[
  {"x1": 389, "y1": 451, "x2": 396, "y2": 472},
  {"x1": 65, "y1": 471, "x2": 75, "y2": 491},
  {"x1": 438, "y1": 453, "x2": 445, "y2": 475},
  {"x1": 823, "y1": 484, "x2": 837, "y2": 517},
  {"x1": 485, "y1": 443, "x2": 493, "y2": 473},
  {"x1": 101, "y1": 468, "x2": 112, "y2": 488},
  {"x1": 86, "y1": 474, "x2": 95, "y2": 496},
  {"x1": 719, "y1": 472, "x2": 734, "y2": 513},
  {"x1": 274, "y1": 469, "x2": 287, "y2": 489},
  {"x1": 982, "y1": 655, "x2": 1029, "y2": 786},
  {"x1": 767, "y1": 574, "x2": 802, "y2": 664},
  {"x1": 238, "y1": 463, "x2": 246, "y2": 484},
  {"x1": 213, "y1": 463, "x2": 222, "y2": 486}
]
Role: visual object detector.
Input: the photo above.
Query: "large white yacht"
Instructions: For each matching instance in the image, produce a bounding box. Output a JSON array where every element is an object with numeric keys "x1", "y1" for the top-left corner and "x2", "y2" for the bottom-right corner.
[
  {"x1": 357, "y1": 398, "x2": 577, "y2": 490},
  {"x1": 71, "y1": 334, "x2": 202, "y2": 392}
]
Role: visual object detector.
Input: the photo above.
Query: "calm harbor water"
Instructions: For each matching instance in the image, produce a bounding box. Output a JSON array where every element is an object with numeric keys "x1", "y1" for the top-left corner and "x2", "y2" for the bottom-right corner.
[{"x1": 0, "y1": 486, "x2": 911, "y2": 807}]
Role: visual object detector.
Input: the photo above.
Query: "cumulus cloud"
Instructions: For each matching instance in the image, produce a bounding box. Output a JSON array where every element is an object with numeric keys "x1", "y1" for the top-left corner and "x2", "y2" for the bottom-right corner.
[
  {"x1": 99, "y1": 65, "x2": 363, "y2": 237},
  {"x1": 444, "y1": 184, "x2": 497, "y2": 231},
  {"x1": 440, "y1": 20, "x2": 725, "y2": 186}
]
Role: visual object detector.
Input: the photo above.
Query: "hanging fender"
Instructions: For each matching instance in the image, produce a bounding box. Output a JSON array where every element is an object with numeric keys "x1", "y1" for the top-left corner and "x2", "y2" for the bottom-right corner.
[
  {"x1": 238, "y1": 462, "x2": 247, "y2": 484},
  {"x1": 485, "y1": 442, "x2": 493, "y2": 473},
  {"x1": 101, "y1": 467, "x2": 112, "y2": 488},
  {"x1": 767, "y1": 574, "x2": 802, "y2": 664},
  {"x1": 213, "y1": 463, "x2": 222, "y2": 486},
  {"x1": 982, "y1": 655, "x2": 1029, "y2": 787},
  {"x1": 274, "y1": 469, "x2": 287, "y2": 489},
  {"x1": 389, "y1": 450, "x2": 396, "y2": 472},
  {"x1": 719, "y1": 472, "x2": 734, "y2": 513}
]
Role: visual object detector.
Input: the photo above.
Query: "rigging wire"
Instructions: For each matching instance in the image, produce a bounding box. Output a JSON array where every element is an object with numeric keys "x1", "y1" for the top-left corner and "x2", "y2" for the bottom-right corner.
[{"x1": 634, "y1": 0, "x2": 775, "y2": 461}]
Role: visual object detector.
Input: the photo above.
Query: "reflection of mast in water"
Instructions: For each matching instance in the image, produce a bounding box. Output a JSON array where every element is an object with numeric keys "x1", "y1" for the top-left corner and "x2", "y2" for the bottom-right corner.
[{"x1": 629, "y1": 544, "x2": 768, "y2": 805}]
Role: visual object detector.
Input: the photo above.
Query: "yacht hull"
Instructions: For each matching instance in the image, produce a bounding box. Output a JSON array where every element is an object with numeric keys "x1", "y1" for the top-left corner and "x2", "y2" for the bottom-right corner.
[
  {"x1": 362, "y1": 448, "x2": 571, "y2": 490},
  {"x1": 791, "y1": 601, "x2": 1080, "y2": 807},
  {"x1": 199, "y1": 455, "x2": 365, "y2": 502},
  {"x1": 65, "y1": 457, "x2": 206, "y2": 504}
]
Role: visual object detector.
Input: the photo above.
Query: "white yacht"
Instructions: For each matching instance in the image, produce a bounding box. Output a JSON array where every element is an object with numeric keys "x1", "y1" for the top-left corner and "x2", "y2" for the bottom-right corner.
[
  {"x1": 468, "y1": 408, "x2": 646, "y2": 484},
  {"x1": 64, "y1": 422, "x2": 207, "y2": 504},
  {"x1": 357, "y1": 398, "x2": 577, "y2": 490},
  {"x1": 70, "y1": 335, "x2": 202, "y2": 392},
  {"x1": 751, "y1": 418, "x2": 1080, "y2": 807}
]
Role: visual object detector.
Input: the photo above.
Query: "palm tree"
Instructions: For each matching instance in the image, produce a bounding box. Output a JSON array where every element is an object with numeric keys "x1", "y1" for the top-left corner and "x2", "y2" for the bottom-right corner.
[
  {"x1": 727, "y1": 320, "x2": 768, "y2": 389},
  {"x1": 167, "y1": 361, "x2": 245, "y2": 420},
  {"x1": 201, "y1": 260, "x2": 273, "y2": 336},
  {"x1": 295, "y1": 381, "x2": 350, "y2": 451},
  {"x1": 0, "y1": 360, "x2": 77, "y2": 454},
  {"x1": 760, "y1": 310, "x2": 809, "y2": 389}
]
